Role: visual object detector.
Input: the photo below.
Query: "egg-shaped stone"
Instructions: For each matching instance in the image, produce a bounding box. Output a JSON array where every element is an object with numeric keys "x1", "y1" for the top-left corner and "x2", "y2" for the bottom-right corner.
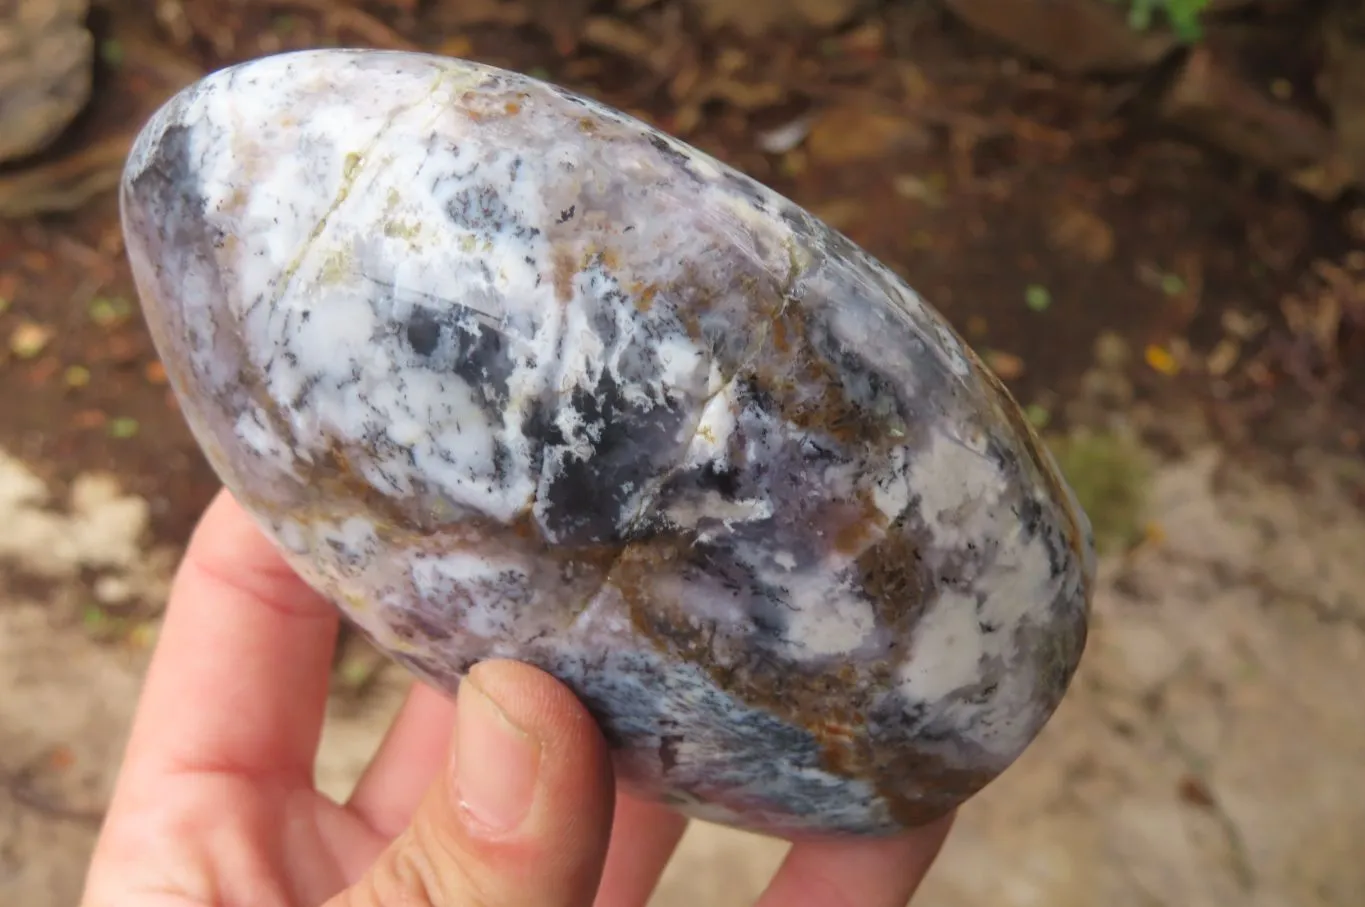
[{"x1": 121, "y1": 48, "x2": 1095, "y2": 837}]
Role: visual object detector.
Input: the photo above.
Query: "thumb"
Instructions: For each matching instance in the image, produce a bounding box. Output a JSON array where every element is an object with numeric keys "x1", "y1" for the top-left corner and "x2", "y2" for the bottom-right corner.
[{"x1": 330, "y1": 660, "x2": 617, "y2": 907}]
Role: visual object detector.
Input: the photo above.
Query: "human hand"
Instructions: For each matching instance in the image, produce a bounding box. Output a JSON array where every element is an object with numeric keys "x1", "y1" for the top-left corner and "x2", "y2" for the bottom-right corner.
[{"x1": 81, "y1": 490, "x2": 953, "y2": 906}]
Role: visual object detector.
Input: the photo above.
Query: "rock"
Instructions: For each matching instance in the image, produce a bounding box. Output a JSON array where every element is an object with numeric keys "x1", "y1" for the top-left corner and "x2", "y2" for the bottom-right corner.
[
  {"x1": 942, "y1": 0, "x2": 1179, "y2": 75},
  {"x1": 0, "y1": 0, "x2": 93, "y2": 164},
  {"x1": 120, "y1": 49, "x2": 1095, "y2": 837},
  {"x1": 1159, "y1": 46, "x2": 1340, "y2": 193}
]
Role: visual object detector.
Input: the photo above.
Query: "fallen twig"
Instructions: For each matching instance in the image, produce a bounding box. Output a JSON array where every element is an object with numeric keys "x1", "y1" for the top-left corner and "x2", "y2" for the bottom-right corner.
[
  {"x1": 251, "y1": 0, "x2": 419, "y2": 51},
  {"x1": 0, "y1": 134, "x2": 133, "y2": 220}
]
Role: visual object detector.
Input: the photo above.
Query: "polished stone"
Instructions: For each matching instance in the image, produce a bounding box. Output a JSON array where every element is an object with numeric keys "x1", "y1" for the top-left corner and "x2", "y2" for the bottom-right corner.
[{"x1": 121, "y1": 48, "x2": 1095, "y2": 837}]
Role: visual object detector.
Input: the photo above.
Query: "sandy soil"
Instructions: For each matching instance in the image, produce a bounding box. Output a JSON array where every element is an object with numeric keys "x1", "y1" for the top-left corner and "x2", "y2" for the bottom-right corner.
[{"x1": 3, "y1": 414, "x2": 1361, "y2": 906}]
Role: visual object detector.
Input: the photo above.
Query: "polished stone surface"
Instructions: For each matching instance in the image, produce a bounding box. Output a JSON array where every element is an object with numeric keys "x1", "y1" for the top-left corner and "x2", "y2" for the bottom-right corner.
[{"x1": 121, "y1": 48, "x2": 1095, "y2": 836}]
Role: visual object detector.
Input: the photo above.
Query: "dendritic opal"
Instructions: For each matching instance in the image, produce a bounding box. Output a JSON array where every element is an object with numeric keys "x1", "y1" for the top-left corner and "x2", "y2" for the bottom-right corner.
[{"x1": 121, "y1": 48, "x2": 1095, "y2": 837}]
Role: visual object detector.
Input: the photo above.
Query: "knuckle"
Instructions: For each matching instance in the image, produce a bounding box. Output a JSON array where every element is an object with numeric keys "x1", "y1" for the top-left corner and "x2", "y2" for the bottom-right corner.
[{"x1": 355, "y1": 826, "x2": 499, "y2": 907}]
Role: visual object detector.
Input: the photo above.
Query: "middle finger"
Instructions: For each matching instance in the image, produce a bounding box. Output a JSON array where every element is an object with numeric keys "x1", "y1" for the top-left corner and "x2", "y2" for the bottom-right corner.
[
  {"x1": 346, "y1": 680, "x2": 457, "y2": 838},
  {"x1": 593, "y1": 792, "x2": 688, "y2": 907}
]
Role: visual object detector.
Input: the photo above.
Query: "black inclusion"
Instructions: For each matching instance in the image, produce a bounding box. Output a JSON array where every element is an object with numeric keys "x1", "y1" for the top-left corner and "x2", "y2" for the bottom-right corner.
[
  {"x1": 130, "y1": 121, "x2": 218, "y2": 258},
  {"x1": 406, "y1": 307, "x2": 442, "y2": 356},
  {"x1": 541, "y1": 378, "x2": 635, "y2": 544},
  {"x1": 536, "y1": 372, "x2": 687, "y2": 546},
  {"x1": 697, "y1": 461, "x2": 742, "y2": 499}
]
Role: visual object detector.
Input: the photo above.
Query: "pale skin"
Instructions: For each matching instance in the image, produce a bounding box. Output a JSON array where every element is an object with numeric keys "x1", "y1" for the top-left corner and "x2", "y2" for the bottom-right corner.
[{"x1": 81, "y1": 490, "x2": 953, "y2": 907}]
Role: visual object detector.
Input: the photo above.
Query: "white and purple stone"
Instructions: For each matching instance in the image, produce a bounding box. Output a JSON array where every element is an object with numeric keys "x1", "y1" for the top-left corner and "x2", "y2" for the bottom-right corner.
[{"x1": 120, "y1": 48, "x2": 1096, "y2": 837}]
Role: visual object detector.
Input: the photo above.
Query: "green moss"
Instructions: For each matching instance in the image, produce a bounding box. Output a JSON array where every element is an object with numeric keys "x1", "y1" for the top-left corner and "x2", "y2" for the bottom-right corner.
[
  {"x1": 1046, "y1": 428, "x2": 1152, "y2": 554},
  {"x1": 1105, "y1": 0, "x2": 1211, "y2": 42}
]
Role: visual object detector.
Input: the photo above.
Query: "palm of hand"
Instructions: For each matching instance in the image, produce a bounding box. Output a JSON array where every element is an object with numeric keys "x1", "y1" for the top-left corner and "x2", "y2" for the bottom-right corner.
[{"x1": 81, "y1": 493, "x2": 950, "y2": 907}]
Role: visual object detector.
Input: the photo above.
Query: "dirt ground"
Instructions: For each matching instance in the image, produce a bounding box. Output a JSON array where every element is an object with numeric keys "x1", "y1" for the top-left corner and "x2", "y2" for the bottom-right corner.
[{"x1": 1, "y1": 1, "x2": 1363, "y2": 905}]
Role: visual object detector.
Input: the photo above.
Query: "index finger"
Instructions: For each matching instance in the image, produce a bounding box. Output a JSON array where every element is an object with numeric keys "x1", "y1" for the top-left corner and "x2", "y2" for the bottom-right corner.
[{"x1": 117, "y1": 489, "x2": 340, "y2": 791}]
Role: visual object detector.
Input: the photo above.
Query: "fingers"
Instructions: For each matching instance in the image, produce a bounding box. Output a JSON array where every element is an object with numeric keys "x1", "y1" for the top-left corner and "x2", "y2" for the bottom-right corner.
[
  {"x1": 329, "y1": 660, "x2": 616, "y2": 907},
  {"x1": 346, "y1": 681, "x2": 458, "y2": 838},
  {"x1": 593, "y1": 793, "x2": 688, "y2": 907},
  {"x1": 346, "y1": 680, "x2": 684, "y2": 907},
  {"x1": 755, "y1": 812, "x2": 955, "y2": 907},
  {"x1": 117, "y1": 490, "x2": 339, "y2": 792}
]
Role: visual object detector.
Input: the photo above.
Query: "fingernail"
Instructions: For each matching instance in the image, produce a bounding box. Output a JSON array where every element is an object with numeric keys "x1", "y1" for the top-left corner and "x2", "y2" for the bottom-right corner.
[{"x1": 454, "y1": 673, "x2": 541, "y2": 835}]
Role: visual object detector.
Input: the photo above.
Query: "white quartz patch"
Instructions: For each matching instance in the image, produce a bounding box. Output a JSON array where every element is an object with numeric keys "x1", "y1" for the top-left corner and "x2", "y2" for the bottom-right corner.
[
  {"x1": 779, "y1": 570, "x2": 878, "y2": 659},
  {"x1": 682, "y1": 383, "x2": 739, "y2": 471},
  {"x1": 137, "y1": 51, "x2": 816, "y2": 528},
  {"x1": 908, "y1": 423, "x2": 1010, "y2": 547},
  {"x1": 897, "y1": 590, "x2": 987, "y2": 704},
  {"x1": 234, "y1": 404, "x2": 299, "y2": 478},
  {"x1": 410, "y1": 550, "x2": 534, "y2": 638},
  {"x1": 897, "y1": 426, "x2": 1065, "y2": 759}
]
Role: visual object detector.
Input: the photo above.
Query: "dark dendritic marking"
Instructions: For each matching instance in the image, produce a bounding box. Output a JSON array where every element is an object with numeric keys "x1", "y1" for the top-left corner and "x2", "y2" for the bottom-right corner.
[
  {"x1": 648, "y1": 133, "x2": 704, "y2": 183},
  {"x1": 443, "y1": 176, "x2": 541, "y2": 243},
  {"x1": 524, "y1": 643, "x2": 908, "y2": 833},
  {"x1": 983, "y1": 437, "x2": 1075, "y2": 589},
  {"x1": 659, "y1": 733, "x2": 683, "y2": 772},
  {"x1": 445, "y1": 182, "x2": 510, "y2": 238},
  {"x1": 551, "y1": 84, "x2": 591, "y2": 107},
  {"x1": 130, "y1": 123, "x2": 215, "y2": 260},
  {"x1": 384, "y1": 288, "x2": 521, "y2": 425},
  {"x1": 128, "y1": 119, "x2": 294, "y2": 458},
  {"x1": 649, "y1": 133, "x2": 690, "y2": 167},
  {"x1": 722, "y1": 170, "x2": 770, "y2": 214},
  {"x1": 452, "y1": 322, "x2": 513, "y2": 406}
]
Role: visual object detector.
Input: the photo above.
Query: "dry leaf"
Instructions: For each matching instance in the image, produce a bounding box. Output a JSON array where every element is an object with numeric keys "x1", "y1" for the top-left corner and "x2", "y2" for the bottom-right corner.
[
  {"x1": 1144, "y1": 344, "x2": 1180, "y2": 376},
  {"x1": 693, "y1": 76, "x2": 785, "y2": 111},
  {"x1": 1206, "y1": 339, "x2": 1240, "y2": 376},
  {"x1": 582, "y1": 17, "x2": 660, "y2": 69},
  {"x1": 690, "y1": 0, "x2": 862, "y2": 36},
  {"x1": 9, "y1": 322, "x2": 54, "y2": 359},
  {"x1": 892, "y1": 173, "x2": 946, "y2": 206},
  {"x1": 1177, "y1": 775, "x2": 1216, "y2": 809},
  {"x1": 807, "y1": 107, "x2": 930, "y2": 166},
  {"x1": 984, "y1": 350, "x2": 1025, "y2": 380},
  {"x1": 757, "y1": 116, "x2": 816, "y2": 154},
  {"x1": 1048, "y1": 203, "x2": 1115, "y2": 264},
  {"x1": 810, "y1": 199, "x2": 863, "y2": 231}
]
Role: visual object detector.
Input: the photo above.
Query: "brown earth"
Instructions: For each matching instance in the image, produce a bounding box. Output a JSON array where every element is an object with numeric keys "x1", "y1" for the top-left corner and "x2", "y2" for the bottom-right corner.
[{"x1": 1, "y1": 1, "x2": 1363, "y2": 905}]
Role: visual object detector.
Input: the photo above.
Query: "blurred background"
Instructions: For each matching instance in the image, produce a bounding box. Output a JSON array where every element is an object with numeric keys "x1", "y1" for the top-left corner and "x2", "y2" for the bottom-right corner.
[{"x1": 1, "y1": 1, "x2": 1362, "y2": 904}]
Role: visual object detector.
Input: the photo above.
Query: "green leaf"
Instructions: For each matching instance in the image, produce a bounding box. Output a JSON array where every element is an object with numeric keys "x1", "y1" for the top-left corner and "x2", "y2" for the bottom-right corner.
[
  {"x1": 100, "y1": 39, "x2": 125, "y2": 67},
  {"x1": 88, "y1": 296, "x2": 133, "y2": 327},
  {"x1": 1106, "y1": 0, "x2": 1209, "y2": 42},
  {"x1": 108, "y1": 417, "x2": 140, "y2": 439},
  {"x1": 1025, "y1": 284, "x2": 1052, "y2": 312},
  {"x1": 1025, "y1": 403, "x2": 1052, "y2": 430}
]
